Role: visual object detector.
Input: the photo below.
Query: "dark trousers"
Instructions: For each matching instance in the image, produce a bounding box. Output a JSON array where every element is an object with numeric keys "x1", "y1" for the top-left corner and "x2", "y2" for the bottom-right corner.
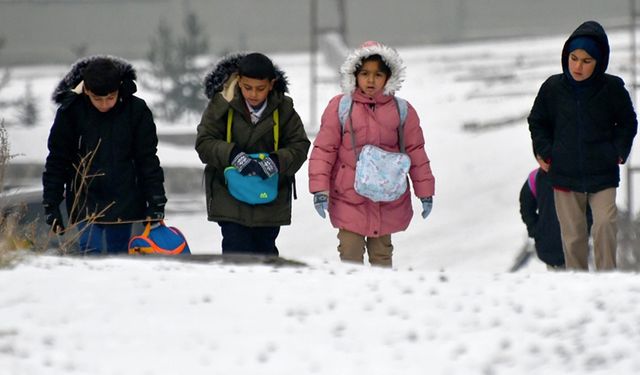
[{"x1": 218, "y1": 221, "x2": 280, "y2": 256}]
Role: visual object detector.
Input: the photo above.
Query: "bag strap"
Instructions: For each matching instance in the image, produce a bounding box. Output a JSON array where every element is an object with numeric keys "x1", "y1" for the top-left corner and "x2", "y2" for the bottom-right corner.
[
  {"x1": 341, "y1": 94, "x2": 409, "y2": 159},
  {"x1": 226, "y1": 107, "x2": 280, "y2": 151},
  {"x1": 338, "y1": 94, "x2": 353, "y2": 129},
  {"x1": 394, "y1": 97, "x2": 408, "y2": 153},
  {"x1": 527, "y1": 168, "x2": 538, "y2": 198}
]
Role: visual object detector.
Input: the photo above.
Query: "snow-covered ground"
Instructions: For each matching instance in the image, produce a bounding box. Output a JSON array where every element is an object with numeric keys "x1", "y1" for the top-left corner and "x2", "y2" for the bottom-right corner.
[
  {"x1": 2, "y1": 256, "x2": 640, "y2": 375},
  {"x1": 2, "y1": 31, "x2": 640, "y2": 374}
]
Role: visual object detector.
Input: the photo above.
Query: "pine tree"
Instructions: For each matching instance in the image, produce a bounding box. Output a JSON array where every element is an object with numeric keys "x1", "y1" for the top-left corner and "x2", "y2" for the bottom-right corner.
[
  {"x1": 16, "y1": 82, "x2": 38, "y2": 127},
  {"x1": 145, "y1": 11, "x2": 209, "y2": 122}
]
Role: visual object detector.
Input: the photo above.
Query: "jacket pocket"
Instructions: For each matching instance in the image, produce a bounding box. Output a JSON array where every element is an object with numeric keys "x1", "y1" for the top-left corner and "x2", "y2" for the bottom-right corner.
[{"x1": 333, "y1": 162, "x2": 366, "y2": 204}]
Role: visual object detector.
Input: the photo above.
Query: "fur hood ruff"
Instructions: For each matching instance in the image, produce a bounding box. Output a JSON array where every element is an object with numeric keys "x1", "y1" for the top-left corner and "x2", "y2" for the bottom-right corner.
[
  {"x1": 340, "y1": 41, "x2": 405, "y2": 95},
  {"x1": 51, "y1": 55, "x2": 137, "y2": 104},
  {"x1": 203, "y1": 53, "x2": 288, "y2": 101}
]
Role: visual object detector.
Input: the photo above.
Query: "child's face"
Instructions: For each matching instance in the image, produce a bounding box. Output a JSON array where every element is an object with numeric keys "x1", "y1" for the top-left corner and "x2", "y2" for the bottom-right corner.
[
  {"x1": 85, "y1": 89, "x2": 119, "y2": 113},
  {"x1": 356, "y1": 60, "x2": 389, "y2": 96},
  {"x1": 238, "y1": 76, "x2": 275, "y2": 108},
  {"x1": 568, "y1": 49, "x2": 597, "y2": 81}
]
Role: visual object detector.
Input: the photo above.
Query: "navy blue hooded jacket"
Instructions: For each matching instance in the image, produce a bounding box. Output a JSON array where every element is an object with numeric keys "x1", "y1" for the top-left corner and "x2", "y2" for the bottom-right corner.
[{"x1": 528, "y1": 20, "x2": 637, "y2": 193}]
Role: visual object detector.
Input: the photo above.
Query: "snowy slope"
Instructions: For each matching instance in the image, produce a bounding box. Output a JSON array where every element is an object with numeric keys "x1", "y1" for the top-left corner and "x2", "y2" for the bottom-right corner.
[{"x1": 1, "y1": 255, "x2": 639, "y2": 375}]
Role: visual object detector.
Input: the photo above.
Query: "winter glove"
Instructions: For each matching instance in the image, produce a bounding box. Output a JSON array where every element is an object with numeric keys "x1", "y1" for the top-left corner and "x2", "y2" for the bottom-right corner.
[
  {"x1": 314, "y1": 192, "x2": 329, "y2": 219},
  {"x1": 230, "y1": 150, "x2": 256, "y2": 174},
  {"x1": 420, "y1": 196, "x2": 433, "y2": 219},
  {"x1": 144, "y1": 199, "x2": 166, "y2": 223},
  {"x1": 256, "y1": 154, "x2": 279, "y2": 179},
  {"x1": 44, "y1": 203, "x2": 65, "y2": 234},
  {"x1": 228, "y1": 148, "x2": 265, "y2": 178}
]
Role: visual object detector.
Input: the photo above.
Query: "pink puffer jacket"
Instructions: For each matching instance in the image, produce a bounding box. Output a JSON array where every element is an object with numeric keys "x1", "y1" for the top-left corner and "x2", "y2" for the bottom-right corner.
[{"x1": 308, "y1": 89, "x2": 435, "y2": 237}]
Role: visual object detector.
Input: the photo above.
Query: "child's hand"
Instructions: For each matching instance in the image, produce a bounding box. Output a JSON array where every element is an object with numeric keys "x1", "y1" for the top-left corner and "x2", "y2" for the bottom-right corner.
[
  {"x1": 313, "y1": 192, "x2": 329, "y2": 218},
  {"x1": 256, "y1": 155, "x2": 278, "y2": 179},
  {"x1": 536, "y1": 155, "x2": 550, "y2": 172},
  {"x1": 420, "y1": 196, "x2": 433, "y2": 219}
]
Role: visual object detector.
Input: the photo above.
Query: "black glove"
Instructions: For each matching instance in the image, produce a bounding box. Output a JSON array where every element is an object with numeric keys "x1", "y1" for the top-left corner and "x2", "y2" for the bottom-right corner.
[
  {"x1": 44, "y1": 203, "x2": 65, "y2": 234},
  {"x1": 230, "y1": 150, "x2": 278, "y2": 180},
  {"x1": 144, "y1": 204, "x2": 165, "y2": 222},
  {"x1": 256, "y1": 154, "x2": 279, "y2": 179},
  {"x1": 230, "y1": 150, "x2": 259, "y2": 175}
]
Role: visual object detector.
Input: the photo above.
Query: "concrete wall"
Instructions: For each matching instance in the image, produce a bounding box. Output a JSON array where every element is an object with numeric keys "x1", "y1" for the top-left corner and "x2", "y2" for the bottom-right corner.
[{"x1": 0, "y1": 0, "x2": 632, "y2": 65}]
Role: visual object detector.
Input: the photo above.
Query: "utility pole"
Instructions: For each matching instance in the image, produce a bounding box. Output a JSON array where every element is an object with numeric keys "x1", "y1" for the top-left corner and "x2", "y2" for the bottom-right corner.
[
  {"x1": 309, "y1": 0, "x2": 347, "y2": 133},
  {"x1": 629, "y1": 0, "x2": 639, "y2": 218}
]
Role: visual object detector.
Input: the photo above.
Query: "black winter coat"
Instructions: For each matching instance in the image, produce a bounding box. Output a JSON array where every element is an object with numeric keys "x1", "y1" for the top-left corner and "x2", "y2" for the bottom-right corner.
[
  {"x1": 528, "y1": 21, "x2": 637, "y2": 193},
  {"x1": 43, "y1": 56, "x2": 166, "y2": 223}
]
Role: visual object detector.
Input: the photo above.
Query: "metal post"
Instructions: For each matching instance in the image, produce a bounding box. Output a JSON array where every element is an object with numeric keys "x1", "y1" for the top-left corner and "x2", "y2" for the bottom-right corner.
[
  {"x1": 310, "y1": 0, "x2": 318, "y2": 132},
  {"x1": 629, "y1": 0, "x2": 637, "y2": 218},
  {"x1": 337, "y1": 0, "x2": 347, "y2": 41},
  {"x1": 309, "y1": 0, "x2": 347, "y2": 133}
]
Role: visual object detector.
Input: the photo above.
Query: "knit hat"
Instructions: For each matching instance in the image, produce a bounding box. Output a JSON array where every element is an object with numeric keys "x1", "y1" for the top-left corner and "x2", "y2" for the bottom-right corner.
[{"x1": 567, "y1": 36, "x2": 601, "y2": 61}]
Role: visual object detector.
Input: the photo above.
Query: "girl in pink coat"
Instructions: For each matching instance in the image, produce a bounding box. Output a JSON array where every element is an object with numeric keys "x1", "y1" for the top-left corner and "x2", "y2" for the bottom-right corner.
[{"x1": 308, "y1": 41, "x2": 435, "y2": 267}]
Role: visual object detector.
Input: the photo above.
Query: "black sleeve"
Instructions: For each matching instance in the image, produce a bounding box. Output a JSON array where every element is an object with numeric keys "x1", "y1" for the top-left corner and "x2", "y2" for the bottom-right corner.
[
  {"x1": 132, "y1": 102, "x2": 166, "y2": 207},
  {"x1": 611, "y1": 77, "x2": 638, "y2": 163},
  {"x1": 519, "y1": 179, "x2": 538, "y2": 238},
  {"x1": 528, "y1": 79, "x2": 554, "y2": 160},
  {"x1": 42, "y1": 107, "x2": 76, "y2": 206}
]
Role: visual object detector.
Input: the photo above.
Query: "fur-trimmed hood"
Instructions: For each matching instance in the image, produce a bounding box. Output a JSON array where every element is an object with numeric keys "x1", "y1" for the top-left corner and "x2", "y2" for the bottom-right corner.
[
  {"x1": 51, "y1": 55, "x2": 137, "y2": 104},
  {"x1": 203, "y1": 52, "x2": 288, "y2": 101},
  {"x1": 340, "y1": 41, "x2": 405, "y2": 95}
]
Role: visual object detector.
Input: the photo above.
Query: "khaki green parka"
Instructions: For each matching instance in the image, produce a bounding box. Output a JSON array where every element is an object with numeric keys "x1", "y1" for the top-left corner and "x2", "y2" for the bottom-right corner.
[{"x1": 195, "y1": 58, "x2": 310, "y2": 227}]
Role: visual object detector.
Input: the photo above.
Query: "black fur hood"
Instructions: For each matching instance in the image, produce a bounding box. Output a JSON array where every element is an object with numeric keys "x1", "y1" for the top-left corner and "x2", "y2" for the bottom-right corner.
[
  {"x1": 52, "y1": 55, "x2": 137, "y2": 104},
  {"x1": 203, "y1": 53, "x2": 288, "y2": 100}
]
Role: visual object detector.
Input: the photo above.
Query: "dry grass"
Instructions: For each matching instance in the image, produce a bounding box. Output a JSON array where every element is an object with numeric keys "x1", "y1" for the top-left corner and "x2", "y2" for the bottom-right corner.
[
  {"x1": 0, "y1": 120, "x2": 108, "y2": 266},
  {"x1": 0, "y1": 119, "x2": 23, "y2": 267}
]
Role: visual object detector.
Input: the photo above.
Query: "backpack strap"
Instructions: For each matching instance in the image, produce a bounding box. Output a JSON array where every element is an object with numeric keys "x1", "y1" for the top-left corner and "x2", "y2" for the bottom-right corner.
[
  {"x1": 340, "y1": 94, "x2": 409, "y2": 156},
  {"x1": 338, "y1": 94, "x2": 353, "y2": 130},
  {"x1": 527, "y1": 168, "x2": 538, "y2": 198},
  {"x1": 226, "y1": 107, "x2": 280, "y2": 151},
  {"x1": 339, "y1": 94, "x2": 408, "y2": 129},
  {"x1": 394, "y1": 97, "x2": 408, "y2": 153}
]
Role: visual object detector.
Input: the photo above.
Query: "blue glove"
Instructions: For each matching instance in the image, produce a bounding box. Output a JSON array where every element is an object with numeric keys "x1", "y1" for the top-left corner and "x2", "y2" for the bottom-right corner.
[
  {"x1": 421, "y1": 197, "x2": 433, "y2": 219},
  {"x1": 313, "y1": 192, "x2": 329, "y2": 218}
]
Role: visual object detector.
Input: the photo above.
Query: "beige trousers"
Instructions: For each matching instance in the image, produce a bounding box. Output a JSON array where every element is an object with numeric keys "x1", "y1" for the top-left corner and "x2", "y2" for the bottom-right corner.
[
  {"x1": 554, "y1": 188, "x2": 617, "y2": 271},
  {"x1": 337, "y1": 229, "x2": 393, "y2": 267}
]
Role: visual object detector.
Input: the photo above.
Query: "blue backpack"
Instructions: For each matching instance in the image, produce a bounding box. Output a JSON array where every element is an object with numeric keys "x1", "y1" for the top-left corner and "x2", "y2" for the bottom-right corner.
[{"x1": 128, "y1": 221, "x2": 191, "y2": 255}]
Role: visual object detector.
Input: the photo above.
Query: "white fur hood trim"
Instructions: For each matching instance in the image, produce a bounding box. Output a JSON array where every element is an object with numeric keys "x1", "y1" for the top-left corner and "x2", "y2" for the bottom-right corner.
[{"x1": 339, "y1": 41, "x2": 405, "y2": 95}]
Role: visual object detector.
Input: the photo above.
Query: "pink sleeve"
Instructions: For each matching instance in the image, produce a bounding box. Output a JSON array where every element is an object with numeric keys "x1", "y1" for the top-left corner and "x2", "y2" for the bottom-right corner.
[
  {"x1": 308, "y1": 95, "x2": 343, "y2": 193},
  {"x1": 403, "y1": 103, "x2": 435, "y2": 198}
]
